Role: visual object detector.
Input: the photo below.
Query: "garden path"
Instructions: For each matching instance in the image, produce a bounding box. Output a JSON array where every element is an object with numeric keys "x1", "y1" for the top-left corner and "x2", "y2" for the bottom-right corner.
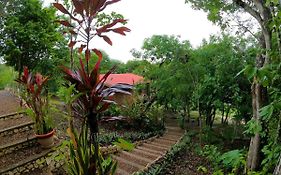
[{"x1": 113, "y1": 118, "x2": 185, "y2": 175}]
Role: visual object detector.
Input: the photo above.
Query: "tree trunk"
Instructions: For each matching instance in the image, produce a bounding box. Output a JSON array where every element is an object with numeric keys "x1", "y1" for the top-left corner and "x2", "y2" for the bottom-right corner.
[
  {"x1": 274, "y1": 154, "x2": 281, "y2": 175},
  {"x1": 246, "y1": 77, "x2": 262, "y2": 171},
  {"x1": 221, "y1": 104, "x2": 225, "y2": 124},
  {"x1": 223, "y1": 106, "x2": 230, "y2": 124}
]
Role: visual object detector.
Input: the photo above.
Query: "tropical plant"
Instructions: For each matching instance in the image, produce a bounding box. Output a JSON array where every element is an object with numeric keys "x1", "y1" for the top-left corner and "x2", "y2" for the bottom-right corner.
[
  {"x1": 119, "y1": 97, "x2": 164, "y2": 132},
  {"x1": 54, "y1": 0, "x2": 131, "y2": 174},
  {"x1": 16, "y1": 67, "x2": 53, "y2": 134}
]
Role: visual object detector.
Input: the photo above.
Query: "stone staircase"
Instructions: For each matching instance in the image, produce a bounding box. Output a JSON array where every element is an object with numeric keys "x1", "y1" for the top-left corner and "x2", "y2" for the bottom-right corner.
[
  {"x1": 113, "y1": 122, "x2": 185, "y2": 175},
  {"x1": 0, "y1": 91, "x2": 54, "y2": 175}
]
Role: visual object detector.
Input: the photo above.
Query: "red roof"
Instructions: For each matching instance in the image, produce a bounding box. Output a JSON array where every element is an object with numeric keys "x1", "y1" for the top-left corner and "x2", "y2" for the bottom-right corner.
[{"x1": 100, "y1": 73, "x2": 144, "y2": 87}]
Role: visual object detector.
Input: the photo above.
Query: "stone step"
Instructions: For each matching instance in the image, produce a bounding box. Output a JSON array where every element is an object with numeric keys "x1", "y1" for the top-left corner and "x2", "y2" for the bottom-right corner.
[
  {"x1": 141, "y1": 142, "x2": 169, "y2": 152},
  {"x1": 0, "y1": 133, "x2": 36, "y2": 156},
  {"x1": 0, "y1": 127, "x2": 34, "y2": 146},
  {"x1": 115, "y1": 167, "x2": 130, "y2": 175},
  {"x1": 113, "y1": 155, "x2": 144, "y2": 174},
  {"x1": 131, "y1": 148, "x2": 160, "y2": 160},
  {"x1": 136, "y1": 145, "x2": 165, "y2": 155},
  {"x1": 0, "y1": 115, "x2": 32, "y2": 131},
  {"x1": 148, "y1": 141, "x2": 171, "y2": 150},
  {"x1": 0, "y1": 120, "x2": 34, "y2": 138},
  {"x1": 163, "y1": 132, "x2": 183, "y2": 140},
  {"x1": 0, "y1": 145, "x2": 52, "y2": 175},
  {"x1": 0, "y1": 112, "x2": 25, "y2": 121},
  {"x1": 153, "y1": 137, "x2": 177, "y2": 145},
  {"x1": 118, "y1": 150, "x2": 152, "y2": 166}
]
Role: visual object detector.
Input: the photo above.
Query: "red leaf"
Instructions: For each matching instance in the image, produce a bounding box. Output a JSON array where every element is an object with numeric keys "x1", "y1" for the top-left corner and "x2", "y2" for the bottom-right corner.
[
  {"x1": 79, "y1": 58, "x2": 91, "y2": 87},
  {"x1": 56, "y1": 20, "x2": 73, "y2": 27},
  {"x1": 83, "y1": 0, "x2": 90, "y2": 16},
  {"x1": 85, "y1": 49, "x2": 91, "y2": 62},
  {"x1": 53, "y1": 3, "x2": 69, "y2": 14},
  {"x1": 102, "y1": 35, "x2": 112, "y2": 45},
  {"x1": 99, "y1": 0, "x2": 121, "y2": 12},
  {"x1": 112, "y1": 27, "x2": 131, "y2": 35},
  {"x1": 69, "y1": 30, "x2": 77, "y2": 35},
  {"x1": 68, "y1": 41, "x2": 77, "y2": 48},
  {"x1": 93, "y1": 48, "x2": 103, "y2": 72},
  {"x1": 72, "y1": 0, "x2": 84, "y2": 16},
  {"x1": 35, "y1": 73, "x2": 43, "y2": 86},
  {"x1": 78, "y1": 44, "x2": 86, "y2": 53},
  {"x1": 96, "y1": 19, "x2": 127, "y2": 34},
  {"x1": 89, "y1": 49, "x2": 103, "y2": 87},
  {"x1": 95, "y1": 0, "x2": 107, "y2": 12},
  {"x1": 30, "y1": 85, "x2": 35, "y2": 93},
  {"x1": 23, "y1": 67, "x2": 29, "y2": 79}
]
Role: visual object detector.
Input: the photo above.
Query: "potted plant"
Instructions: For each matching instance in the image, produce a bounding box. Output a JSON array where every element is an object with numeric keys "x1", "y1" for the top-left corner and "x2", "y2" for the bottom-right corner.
[{"x1": 16, "y1": 67, "x2": 55, "y2": 148}]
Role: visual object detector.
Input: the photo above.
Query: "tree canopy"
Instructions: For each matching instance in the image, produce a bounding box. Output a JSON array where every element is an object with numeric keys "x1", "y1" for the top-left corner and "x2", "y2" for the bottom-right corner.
[{"x1": 0, "y1": 0, "x2": 67, "y2": 76}]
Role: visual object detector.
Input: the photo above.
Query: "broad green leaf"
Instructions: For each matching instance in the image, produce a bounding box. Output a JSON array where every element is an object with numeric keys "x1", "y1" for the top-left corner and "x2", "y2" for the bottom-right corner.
[{"x1": 113, "y1": 138, "x2": 134, "y2": 151}]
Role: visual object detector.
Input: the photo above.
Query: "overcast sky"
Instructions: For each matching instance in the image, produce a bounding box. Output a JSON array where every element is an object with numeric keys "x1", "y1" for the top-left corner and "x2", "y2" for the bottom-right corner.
[{"x1": 44, "y1": 0, "x2": 220, "y2": 62}]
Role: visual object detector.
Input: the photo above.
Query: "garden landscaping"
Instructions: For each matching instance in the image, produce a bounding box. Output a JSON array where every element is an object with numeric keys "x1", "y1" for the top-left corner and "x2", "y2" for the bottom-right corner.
[{"x1": 0, "y1": 90, "x2": 185, "y2": 175}]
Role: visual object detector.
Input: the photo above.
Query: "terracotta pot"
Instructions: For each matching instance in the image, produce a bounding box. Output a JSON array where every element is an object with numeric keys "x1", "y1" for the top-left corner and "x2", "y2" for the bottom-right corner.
[{"x1": 35, "y1": 129, "x2": 55, "y2": 148}]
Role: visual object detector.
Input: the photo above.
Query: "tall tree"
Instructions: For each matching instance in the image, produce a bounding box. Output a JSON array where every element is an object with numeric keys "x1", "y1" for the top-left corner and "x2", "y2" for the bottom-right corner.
[
  {"x1": 185, "y1": 0, "x2": 278, "y2": 170},
  {"x1": 140, "y1": 35, "x2": 192, "y2": 64},
  {"x1": 0, "y1": 0, "x2": 65, "y2": 76}
]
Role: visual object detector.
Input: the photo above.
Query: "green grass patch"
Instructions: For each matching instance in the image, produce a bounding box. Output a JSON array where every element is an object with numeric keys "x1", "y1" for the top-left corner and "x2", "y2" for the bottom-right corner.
[{"x1": 0, "y1": 64, "x2": 17, "y2": 90}]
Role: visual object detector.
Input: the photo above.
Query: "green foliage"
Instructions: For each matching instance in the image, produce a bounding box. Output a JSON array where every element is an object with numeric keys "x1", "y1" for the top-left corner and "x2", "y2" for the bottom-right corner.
[
  {"x1": 197, "y1": 144, "x2": 246, "y2": 173},
  {"x1": 67, "y1": 125, "x2": 117, "y2": 175},
  {"x1": 113, "y1": 138, "x2": 134, "y2": 151},
  {"x1": 141, "y1": 35, "x2": 191, "y2": 64},
  {"x1": 0, "y1": 64, "x2": 16, "y2": 89},
  {"x1": 199, "y1": 145, "x2": 221, "y2": 165},
  {"x1": 98, "y1": 130, "x2": 165, "y2": 146},
  {"x1": 119, "y1": 98, "x2": 165, "y2": 132},
  {"x1": 244, "y1": 119, "x2": 263, "y2": 136},
  {"x1": 0, "y1": 0, "x2": 66, "y2": 75},
  {"x1": 220, "y1": 150, "x2": 245, "y2": 170},
  {"x1": 197, "y1": 166, "x2": 208, "y2": 173}
]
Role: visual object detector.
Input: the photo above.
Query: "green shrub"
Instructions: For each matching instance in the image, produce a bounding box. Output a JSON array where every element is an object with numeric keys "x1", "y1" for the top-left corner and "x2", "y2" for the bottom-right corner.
[{"x1": 119, "y1": 98, "x2": 165, "y2": 132}]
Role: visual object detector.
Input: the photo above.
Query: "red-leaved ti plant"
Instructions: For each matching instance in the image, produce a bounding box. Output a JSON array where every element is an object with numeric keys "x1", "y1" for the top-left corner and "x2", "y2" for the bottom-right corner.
[
  {"x1": 16, "y1": 67, "x2": 53, "y2": 135},
  {"x1": 54, "y1": 0, "x2": 132, "y2": 174}
]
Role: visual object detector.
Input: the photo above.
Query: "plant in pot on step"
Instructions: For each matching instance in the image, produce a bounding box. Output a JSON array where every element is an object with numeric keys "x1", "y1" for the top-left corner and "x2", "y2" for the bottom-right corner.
[{"x1": 16, "y1": 67, "x2": 55, "y2": 148}]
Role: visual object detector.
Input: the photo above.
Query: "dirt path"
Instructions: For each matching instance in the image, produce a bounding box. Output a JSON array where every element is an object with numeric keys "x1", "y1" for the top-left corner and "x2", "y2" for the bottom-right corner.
[{"x1": 0, "y1": 90, "x2": 21, "y2": 115}]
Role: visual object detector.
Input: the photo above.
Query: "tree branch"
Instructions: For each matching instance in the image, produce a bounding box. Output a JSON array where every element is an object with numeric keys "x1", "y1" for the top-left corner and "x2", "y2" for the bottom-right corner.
[{"x1": 233, "y1": 0, "x2": 263, "y2": 26}]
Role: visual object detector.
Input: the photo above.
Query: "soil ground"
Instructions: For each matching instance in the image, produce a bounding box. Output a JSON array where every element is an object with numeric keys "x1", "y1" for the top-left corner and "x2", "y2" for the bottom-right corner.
[
  {"x1": 0, "y1": 90, "x2": 21, "y2": 115},
  {"x1": 161, "y1": 147, "x2": 213, "y2": 175}
]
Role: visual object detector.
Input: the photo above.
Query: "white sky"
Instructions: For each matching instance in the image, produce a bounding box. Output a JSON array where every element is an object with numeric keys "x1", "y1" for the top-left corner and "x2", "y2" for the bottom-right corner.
[{"x1": 44, "y1": 0, "x2": 220, "y2": 63}]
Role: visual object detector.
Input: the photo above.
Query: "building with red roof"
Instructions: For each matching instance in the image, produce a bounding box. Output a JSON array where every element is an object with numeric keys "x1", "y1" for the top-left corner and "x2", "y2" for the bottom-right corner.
[
  {"x1": 99, "y1": 73, "x2": 145, "y2": 105},
  {"x1": 99, "y1": 73, "x2": 144, "y2": 87}
]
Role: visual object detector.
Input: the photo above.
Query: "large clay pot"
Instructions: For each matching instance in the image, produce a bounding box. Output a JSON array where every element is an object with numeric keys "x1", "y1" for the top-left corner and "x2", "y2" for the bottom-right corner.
[{"x1": 35, "y1": 129, "x2": 55, "y2": 148}]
